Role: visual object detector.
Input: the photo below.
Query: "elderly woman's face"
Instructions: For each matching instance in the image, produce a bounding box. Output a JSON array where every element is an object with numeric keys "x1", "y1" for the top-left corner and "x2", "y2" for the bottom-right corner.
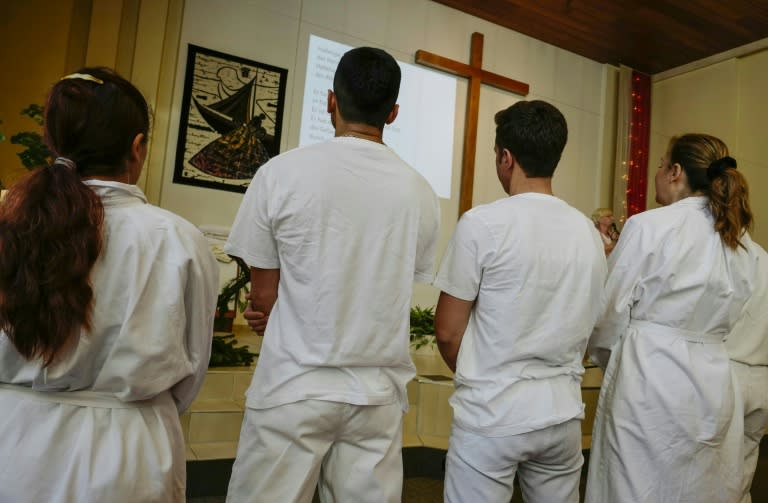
[{"x1": 598, "y1": 214, "x2": 614, "y2": 229}]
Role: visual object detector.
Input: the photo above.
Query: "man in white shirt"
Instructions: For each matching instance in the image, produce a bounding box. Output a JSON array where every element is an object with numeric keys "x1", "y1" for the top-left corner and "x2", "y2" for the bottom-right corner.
[
  {"x1": 224, "y1": 47, "x2": 440, "y2": 503},
  {"x1": 434, "y1": 100, "x2": 606, "y2": 503}
]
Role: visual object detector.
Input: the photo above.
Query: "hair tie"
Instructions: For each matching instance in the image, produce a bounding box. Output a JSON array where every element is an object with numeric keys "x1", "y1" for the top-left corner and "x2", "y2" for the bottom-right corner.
[
  {"x1": 60, "y1": 73, "x2": 104, "y2": 85},
  {"x1": 53, "y1": 157, "x2": 76, "y2": 170},
  {"x1": 707, "y1": 156, "x2": 737, "y2": 180}
]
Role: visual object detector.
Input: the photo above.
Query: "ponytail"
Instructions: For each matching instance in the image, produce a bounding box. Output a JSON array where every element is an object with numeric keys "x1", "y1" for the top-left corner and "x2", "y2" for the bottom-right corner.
[
  {"x1": 707, "y1": 157, "x2": 753, "y2": 250},
  {"x1": 0, "y1": 66, "x2": 148, "y2": 366},
  {"x1": 0, "y1": 161, "x2": 103, "y2": 366},
  {"x1": 669, "y1": 134, "x2": 753, "y2": 250}
]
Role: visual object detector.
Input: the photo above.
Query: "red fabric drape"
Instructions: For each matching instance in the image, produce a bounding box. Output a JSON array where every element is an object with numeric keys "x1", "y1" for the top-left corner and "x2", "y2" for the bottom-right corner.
[{"x1": 627, "y1": 71, "x2": 651, "y2": 217}]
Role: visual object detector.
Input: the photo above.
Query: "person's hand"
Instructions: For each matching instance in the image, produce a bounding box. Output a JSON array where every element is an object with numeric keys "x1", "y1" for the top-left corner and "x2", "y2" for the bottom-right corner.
[{"x1": 244, "y1": 300, "x2": 269, "y2": 335}]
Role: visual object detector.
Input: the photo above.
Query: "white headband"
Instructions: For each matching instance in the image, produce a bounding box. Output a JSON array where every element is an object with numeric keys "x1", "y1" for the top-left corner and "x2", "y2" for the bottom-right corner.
[
  {"x1": 53, "y1": 157, "x2": 76, "y2": 170},
  {"x1": 60, "y1": 73, "x2": 104, "y2": 85}
]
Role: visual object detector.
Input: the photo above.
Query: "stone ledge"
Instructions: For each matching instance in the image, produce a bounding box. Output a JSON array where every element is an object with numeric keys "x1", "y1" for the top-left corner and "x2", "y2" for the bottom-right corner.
[{"x1": 184, "y1": 327, "x2": 603, "y2": 460}]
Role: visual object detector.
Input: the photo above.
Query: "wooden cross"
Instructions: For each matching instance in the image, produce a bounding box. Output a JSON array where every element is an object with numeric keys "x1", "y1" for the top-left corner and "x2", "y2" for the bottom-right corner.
[{"x1": 416, "y1": 32, "x2": 529, "y2": 216}]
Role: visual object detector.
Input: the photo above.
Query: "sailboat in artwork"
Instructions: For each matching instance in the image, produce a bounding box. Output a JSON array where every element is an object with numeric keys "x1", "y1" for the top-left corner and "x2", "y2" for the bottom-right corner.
[
  {"x1": 193, "y1": 77, "x2": 256, "y2": 136},
  {"x1": 190, "y1": 77, "x2": 275, "y2": 180}
]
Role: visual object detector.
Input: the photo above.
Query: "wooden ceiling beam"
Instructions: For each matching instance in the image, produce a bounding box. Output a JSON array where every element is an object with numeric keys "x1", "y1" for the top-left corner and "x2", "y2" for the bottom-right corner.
[{"x1": 431, "y1": 0, "x2": 768, "y2": 74}]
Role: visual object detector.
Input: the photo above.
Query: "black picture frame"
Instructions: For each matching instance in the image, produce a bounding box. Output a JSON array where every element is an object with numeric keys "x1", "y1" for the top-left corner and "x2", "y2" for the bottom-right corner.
[{"x1": 173, "y1": 44, "x2": 288, "y2": 193}]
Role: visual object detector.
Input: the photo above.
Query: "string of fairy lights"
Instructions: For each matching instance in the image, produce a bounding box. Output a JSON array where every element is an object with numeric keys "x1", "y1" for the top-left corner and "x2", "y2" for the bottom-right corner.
[{"x1": 625, "y1": 71, "x2": 650, "y2": 221}]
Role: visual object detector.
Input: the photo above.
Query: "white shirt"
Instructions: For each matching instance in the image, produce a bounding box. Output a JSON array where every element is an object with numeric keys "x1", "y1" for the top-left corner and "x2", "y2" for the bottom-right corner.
[
  {"x1": 0, "y1": 180, "x2": 219, "y2": 502},
  {"x1": 225, "y1": 137, "x2": 440, "y2": 411},
  {"x1": 434, "y1": 192, "x2": 607, "y2": 436},
  {"x1": 725, "y1": 241, "x2": 768, "y2": 366}
]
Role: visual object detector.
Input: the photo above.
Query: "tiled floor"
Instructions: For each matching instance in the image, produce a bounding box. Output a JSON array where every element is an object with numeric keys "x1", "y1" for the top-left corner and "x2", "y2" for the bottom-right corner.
[
  {"x1": 186, "y1": 479, "x2": 445, "y2": 503},
  {"x1": 186, "y1": 480, "x2": 444, "y2": 503}
]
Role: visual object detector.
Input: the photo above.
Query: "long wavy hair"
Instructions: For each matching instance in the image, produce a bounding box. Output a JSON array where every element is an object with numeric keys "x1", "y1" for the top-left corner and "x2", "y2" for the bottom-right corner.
[
  {"x1": 0, "y1": 67, "x2": 149, "y2": 366},
  {"x1": 668, "y1": 133, "x2": 753, "y2": 250}
]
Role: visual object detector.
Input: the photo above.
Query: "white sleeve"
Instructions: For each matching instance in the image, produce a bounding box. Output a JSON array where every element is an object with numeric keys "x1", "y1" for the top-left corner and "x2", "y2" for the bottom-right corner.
[
  {"x1": 414, "y1": 189, "x2": 441, "y2": 283},
  {"x1": 170, "y1": 230, "x2": 219, "y2": 413},
  {"x1": 432, "y1": 212, "x2": 489, "y2": 301},
  {"x1": 587, "y1": 217, "x2": 645, "y2": 368},
  {"x1": 725, "y1": 244, "x2": 768, "y2": 364},
  {"x1": 97, "y1": 217, "x2": 220, "y2": 412},
  {"x1": 224, "y1": 166, "x2": 279, "y2": 269}
]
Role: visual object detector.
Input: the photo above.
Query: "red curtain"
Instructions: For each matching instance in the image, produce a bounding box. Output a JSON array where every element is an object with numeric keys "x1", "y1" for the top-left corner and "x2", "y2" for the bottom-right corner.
[{"x1": 627, "y1": 71, "x2": 651, "y2": 217}]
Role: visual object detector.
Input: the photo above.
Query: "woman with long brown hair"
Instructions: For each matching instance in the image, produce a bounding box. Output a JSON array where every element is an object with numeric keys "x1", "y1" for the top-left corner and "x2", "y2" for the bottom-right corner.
[
  {"x1": 0, "y1": 68, "x2": 218, "y2": 502},
  {"x1": 585, "y1": 134, "x2": 759, "y2": 502}
]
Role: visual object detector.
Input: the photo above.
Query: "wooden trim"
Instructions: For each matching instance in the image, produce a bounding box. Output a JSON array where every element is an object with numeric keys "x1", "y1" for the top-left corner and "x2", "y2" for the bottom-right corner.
[
  {"x1": 416, "y1": 32, "x2": 529, "y2": 217},
  {"x1": 478, "y1": 70, "x2": 529, "y2": 95},
  {"x1": 414, "y1": 50, "x2": 473, "y2": 77}
]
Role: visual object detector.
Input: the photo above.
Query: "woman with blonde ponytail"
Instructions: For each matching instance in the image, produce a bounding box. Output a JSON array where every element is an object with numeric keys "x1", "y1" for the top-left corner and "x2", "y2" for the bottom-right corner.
[
  {"x1": 0, "y1": 68, "x2": 219, "y2": 502},
  {"x1": 585, "y1": 133, "x2": 759, "y2": 502}
]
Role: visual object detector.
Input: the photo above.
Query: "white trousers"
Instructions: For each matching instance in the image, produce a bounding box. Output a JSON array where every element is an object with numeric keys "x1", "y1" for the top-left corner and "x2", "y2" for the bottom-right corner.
[
  {"x1": 444, "y1": 419, "x2": 582, "y2": 503},
  {"x1": 226, "y1": 400, "x2": 403, "y2": 503},
  {"x1": 732, "y1": 362, "x2": 768, "y2": 503}
]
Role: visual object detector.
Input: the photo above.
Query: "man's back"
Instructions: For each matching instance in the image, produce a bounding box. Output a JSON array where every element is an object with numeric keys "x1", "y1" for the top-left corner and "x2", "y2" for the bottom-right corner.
[
  {"x1": 435, "y1": 193, "x2": 606, "y2": 435},
  {"x1": 226, "y1": 45, "x2": 432, "y2": 503},
  {"x1": 226, "y1": 136, "x2": 439, "y2": 409}
]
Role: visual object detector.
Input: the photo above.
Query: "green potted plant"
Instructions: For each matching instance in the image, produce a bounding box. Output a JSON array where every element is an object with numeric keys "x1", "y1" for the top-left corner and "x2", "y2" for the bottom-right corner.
[
  {"x1": 214, "y1": 255, "x2": 250, "y2": 332},
  {"x1": 209, "y1": 255, "x2": 258, "y2": 367},
  {"x1": 0, "y1": 104, "x2": 51, "y2": 169},
  {"x1": 209, "y1": 332, "x2": 257, "y2": 367},
  {"x1": 410, "y1": 305, "x2": 436, "y2": 351}
]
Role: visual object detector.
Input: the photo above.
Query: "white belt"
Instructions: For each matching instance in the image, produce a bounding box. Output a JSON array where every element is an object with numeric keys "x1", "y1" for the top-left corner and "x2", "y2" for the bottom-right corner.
[
  {"x1": 0, "y1": 383, "x2": 171, "y2": 409},
  {"x1": 629, "y1": 319, "x2": 725, "y2": 344}
]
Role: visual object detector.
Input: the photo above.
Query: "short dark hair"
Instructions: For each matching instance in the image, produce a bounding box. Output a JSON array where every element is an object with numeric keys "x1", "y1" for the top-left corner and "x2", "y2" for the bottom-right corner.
[
  {"x1": 494, "y1": 100, "x2": 568, "y2": 177},
  {"x1": 333, "y1": 47, "x2": 401, "y2": 129}
]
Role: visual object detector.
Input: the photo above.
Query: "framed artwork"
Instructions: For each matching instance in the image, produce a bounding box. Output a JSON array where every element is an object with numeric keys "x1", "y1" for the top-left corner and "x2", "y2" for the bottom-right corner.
[{"x1": 173, "y1": 44, "x2": 288, "y2": 193}]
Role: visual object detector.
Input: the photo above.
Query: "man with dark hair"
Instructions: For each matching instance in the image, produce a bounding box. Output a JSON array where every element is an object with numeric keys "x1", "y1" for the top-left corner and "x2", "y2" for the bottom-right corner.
[
  {"x1": 224, "y1": 47, "x2": 440, "y2": 503},
  {"x1": 332, "y1": 47, "x2": 401, "y2": 128},
  {"x1": 433, "y1": 100, "x2": 606, "y2": 502}
]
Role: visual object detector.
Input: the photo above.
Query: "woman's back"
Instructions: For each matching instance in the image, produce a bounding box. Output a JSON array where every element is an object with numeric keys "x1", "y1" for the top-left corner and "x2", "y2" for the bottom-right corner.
[
  {"x1": 0, "y1": 181, "x2": 218, "y2": 503},
  {"x1": 0, "y1": 68, "x2": 218, "y2": 503},
  {"x1": 0, "y1": 180, "x2": 217, "y2": 408},
  {"x1": 615, "y1": 196, "x2": 755, "y2": 335},
  {"x1": 586, "y1": 133, "x2": 757, "y2": 503}
]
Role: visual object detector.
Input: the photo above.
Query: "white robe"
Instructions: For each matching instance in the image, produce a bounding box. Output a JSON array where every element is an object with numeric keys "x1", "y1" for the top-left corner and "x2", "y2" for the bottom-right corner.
[
  {"x1": 725, "y1": 242, "x2": 768, "y2": 502},
  {"x1": 585, "y1": 197, "x2": 757, "y2": 503},
  {"x1": 0, "y1": 181, "x2": 218, "y2": 503}
]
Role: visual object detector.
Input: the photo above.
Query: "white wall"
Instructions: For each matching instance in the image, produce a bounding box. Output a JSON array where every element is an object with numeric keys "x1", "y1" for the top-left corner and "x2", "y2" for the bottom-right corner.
[
  {"x1": 649, "y1": 48, "x2": 768, "y2": 247},
  {"x1": 150, "y1": 0, "x2": 614, "y2": 307}
]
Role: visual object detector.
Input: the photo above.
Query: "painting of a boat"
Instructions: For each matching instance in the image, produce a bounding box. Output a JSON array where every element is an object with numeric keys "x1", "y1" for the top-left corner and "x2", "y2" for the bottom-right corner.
[{"x1": 173, "y1": 44, "x2": 288, "y2": 193}]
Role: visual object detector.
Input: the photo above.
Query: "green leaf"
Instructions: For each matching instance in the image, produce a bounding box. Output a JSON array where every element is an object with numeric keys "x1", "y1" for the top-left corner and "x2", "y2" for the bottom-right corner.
[
  {"x1": 0, "y1": 104, "x2": 50, "y2": 170},
  {"x1": 9, "y1": 130, "x2": 51, "y2": 169},
  {"x1": 20, "y1": 104, "x2": 44, "y2": 125},
  {"x1": 217, "y1": 255, "x2": 251, "y2": 314},
  {"x1": 209, "y1": 333, "x2": 258, "y2": 367},
  {"x1": 409, "y1": 305, "x2": 436, "y2": 349}
]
